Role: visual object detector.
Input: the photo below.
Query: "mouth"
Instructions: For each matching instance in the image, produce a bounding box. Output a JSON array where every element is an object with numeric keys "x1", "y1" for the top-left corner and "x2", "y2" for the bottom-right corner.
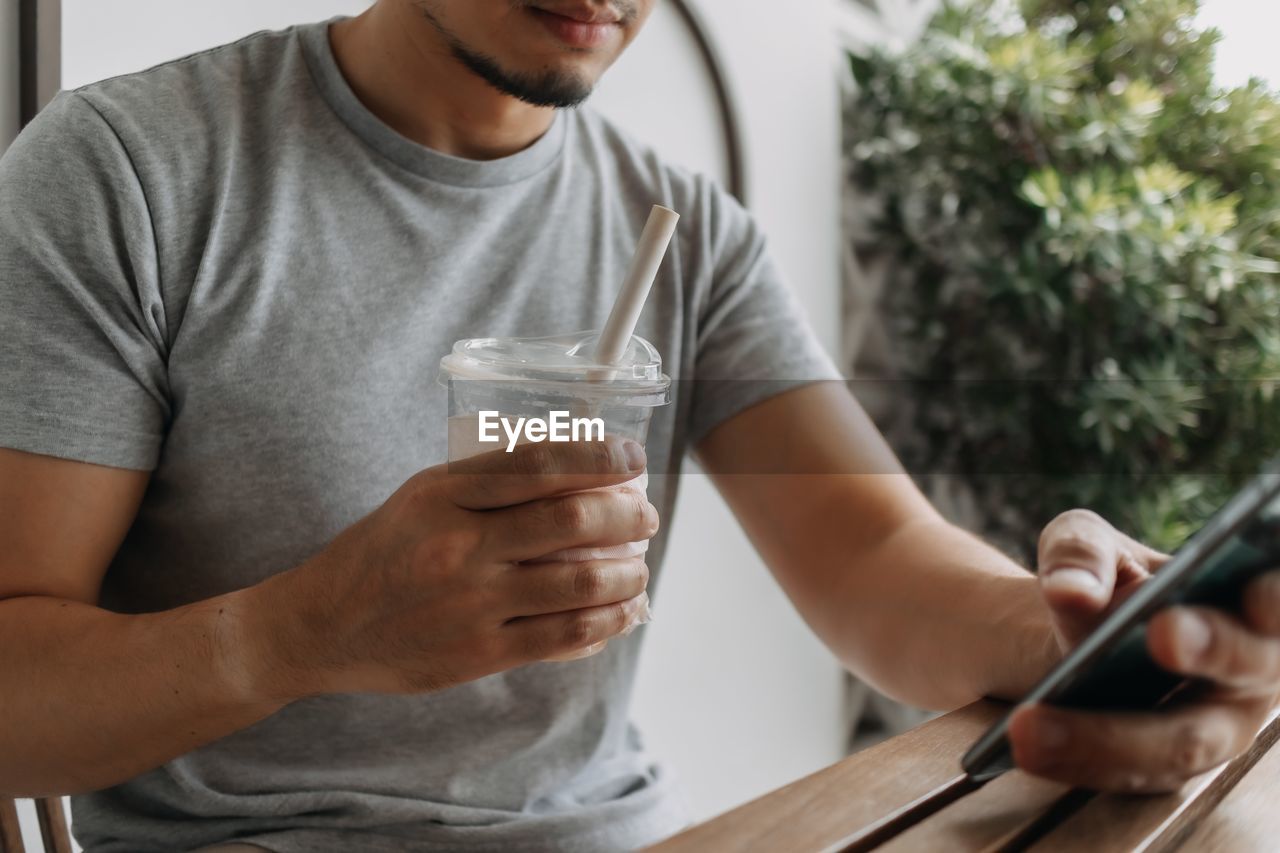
[{"x1": 527, "y1": 6, "x2": 624, "y2": 49}]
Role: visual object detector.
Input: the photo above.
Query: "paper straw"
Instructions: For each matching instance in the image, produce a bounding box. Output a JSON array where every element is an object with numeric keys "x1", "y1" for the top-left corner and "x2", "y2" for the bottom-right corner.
[{"x1": 595, "y1": 204, "x2": 680, "y2": 366}]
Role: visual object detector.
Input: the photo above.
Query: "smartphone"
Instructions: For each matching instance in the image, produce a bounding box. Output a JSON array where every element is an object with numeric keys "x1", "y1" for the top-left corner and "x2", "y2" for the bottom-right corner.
[{"x1": 962, "y1": 461, "x2": 1280, "y2": 782}]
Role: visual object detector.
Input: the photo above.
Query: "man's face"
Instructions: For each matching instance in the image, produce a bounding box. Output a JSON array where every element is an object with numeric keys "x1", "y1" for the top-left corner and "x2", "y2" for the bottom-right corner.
[{"x1": 407, "y1": 0, "x2": 655, "y2": 108}]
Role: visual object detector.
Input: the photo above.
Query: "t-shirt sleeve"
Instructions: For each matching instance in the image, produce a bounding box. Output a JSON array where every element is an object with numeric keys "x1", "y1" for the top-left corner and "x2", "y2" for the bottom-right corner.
[
  {"x1": 686, "y1": 179, "x2": 842, "y2": 445},
  {"x1": 0, "y1": 92, "x2": 170, "y2": 470}
]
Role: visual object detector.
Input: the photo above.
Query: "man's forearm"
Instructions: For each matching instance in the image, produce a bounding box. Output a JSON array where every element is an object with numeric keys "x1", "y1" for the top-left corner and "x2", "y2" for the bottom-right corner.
[
  {"x1": 0, "y1": 590, "x2": 285, "y2": 798},
  {"x1": 697, "y1": 385, "x2": 1063, "y2": 710},
  {"x1": 823, "y1": 518, "x2": 1061, "y2": 710}
]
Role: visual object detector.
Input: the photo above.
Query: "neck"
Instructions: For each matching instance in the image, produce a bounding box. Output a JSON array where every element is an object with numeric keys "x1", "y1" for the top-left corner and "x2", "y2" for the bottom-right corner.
[{"x1": 329, "y1": 4, "x2": 556, "y2": 160}]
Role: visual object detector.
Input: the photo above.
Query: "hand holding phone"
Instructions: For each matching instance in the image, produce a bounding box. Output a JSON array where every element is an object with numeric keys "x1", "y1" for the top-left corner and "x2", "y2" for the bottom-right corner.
[{"x1": 964, "y1": 464, "x2": 1280, "y2": 790}]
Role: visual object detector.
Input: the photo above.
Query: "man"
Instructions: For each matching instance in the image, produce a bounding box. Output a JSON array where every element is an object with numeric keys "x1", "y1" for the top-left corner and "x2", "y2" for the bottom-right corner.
[{"x1": 1, "y1": 1, "x2": 1278, "y2": 851}]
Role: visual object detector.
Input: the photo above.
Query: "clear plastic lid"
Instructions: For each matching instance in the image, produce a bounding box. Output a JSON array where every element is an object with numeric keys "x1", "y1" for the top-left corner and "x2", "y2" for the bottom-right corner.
[{"x1": 438, "y1": 330, "x2": 672, "y2": 403}]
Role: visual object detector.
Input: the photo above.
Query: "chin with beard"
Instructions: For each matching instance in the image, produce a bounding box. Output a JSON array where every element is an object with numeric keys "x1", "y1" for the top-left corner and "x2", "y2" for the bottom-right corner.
[
  {"x1": 452, "y1": 47, "x2": 594, "y2": 108},
  {"x1": 413, "y1": 4, "x2": 597, "y2": 108}
]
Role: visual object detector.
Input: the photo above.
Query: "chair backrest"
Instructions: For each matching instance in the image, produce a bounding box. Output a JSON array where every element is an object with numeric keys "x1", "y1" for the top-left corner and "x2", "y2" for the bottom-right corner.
[{"x1": 0, "y1": 798, "x2": 71, "y2": 853}]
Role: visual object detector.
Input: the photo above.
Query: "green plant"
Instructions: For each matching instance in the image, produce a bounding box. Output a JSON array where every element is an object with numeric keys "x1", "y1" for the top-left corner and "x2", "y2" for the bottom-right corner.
[{"x1": 845, "y1": 0, "x2": 1280, "y2": 556}]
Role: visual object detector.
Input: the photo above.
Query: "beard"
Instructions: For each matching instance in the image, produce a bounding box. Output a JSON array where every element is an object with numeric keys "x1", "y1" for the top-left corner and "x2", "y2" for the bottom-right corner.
[
  {"x1": 450, "y1": 44, "x2": 594, "y2": 108},
  {"x1": 414, "y1": 3, "x2": 604, "y2": 108}
]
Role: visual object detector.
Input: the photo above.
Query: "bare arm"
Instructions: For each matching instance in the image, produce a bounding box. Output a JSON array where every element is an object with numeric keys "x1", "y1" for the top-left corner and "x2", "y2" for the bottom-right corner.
[
  {"x1": 700, "y1": 383, "x2": 1280, "y2": 793},
  {"x1": 0, "y1": 438, "x2": 657, "y2": 798},
  {"x1": 0, "y1": 449, "x2": 285, "y2": 797},
  {"x1": 696, "y1": 383, "x2": 1060, "y2": 710}
]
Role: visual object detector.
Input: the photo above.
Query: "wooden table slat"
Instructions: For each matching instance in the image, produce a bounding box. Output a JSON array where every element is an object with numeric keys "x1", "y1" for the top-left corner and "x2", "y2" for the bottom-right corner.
[
  {"x1": 645, "y1": 702, "x2": 1005, "y2": 853},
  {"x1": 652, "y1": 702, "x2": 1280, "y2": 853},
  {"x1": 875, "y1": 766, "x2": 1072, "y2": 852},
  {"x1": 1176, "y1": 721, "x2": 1280, "y2": 851}
]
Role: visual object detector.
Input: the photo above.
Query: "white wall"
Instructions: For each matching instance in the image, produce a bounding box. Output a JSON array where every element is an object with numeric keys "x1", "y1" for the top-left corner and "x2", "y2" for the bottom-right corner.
[
  {"x1": 61, "y1": 0, "x2": 370, "y2": 87},
  {"x1": 0, "y1": 0, "x2": 18, "y2": 150},
  {"x1": 1199, "y1": 0, "x2": 1280, "y2": 88},
  {"x1": 25, "y1": 1, "x2": 845, "y2": 846}
]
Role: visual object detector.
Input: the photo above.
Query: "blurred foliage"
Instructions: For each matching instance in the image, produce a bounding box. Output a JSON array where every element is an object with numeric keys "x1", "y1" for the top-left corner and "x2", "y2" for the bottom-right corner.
[{"x1": 845, "y1": 0, "x2": 1280, "y2": 555}]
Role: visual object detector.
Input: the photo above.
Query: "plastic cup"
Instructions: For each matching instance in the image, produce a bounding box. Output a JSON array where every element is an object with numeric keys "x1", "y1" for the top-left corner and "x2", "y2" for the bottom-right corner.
[{"x1": 438, "y1": 330, "x2": 671, "y2": 660}]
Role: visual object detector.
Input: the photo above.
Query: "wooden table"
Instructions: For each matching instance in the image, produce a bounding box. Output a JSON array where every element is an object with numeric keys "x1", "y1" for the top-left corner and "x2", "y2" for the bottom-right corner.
[{"x1": 647, "y1": 701, "x2": 1280, "y2": 852}]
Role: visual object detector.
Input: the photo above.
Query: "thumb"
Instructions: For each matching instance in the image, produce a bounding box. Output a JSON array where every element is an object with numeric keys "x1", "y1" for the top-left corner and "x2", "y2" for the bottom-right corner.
[{"x1": 1037, "y1": 509, "x2": 1123, "y2": 647}]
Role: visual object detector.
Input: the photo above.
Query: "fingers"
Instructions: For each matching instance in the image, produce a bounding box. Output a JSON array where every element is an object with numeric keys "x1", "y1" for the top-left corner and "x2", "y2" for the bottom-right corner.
[
  {"x1": 486, "y1": 489, "x2": 659, "y2": 561},
  {"x1": 1242, "y1": 572, "x2": 1280, "y2": 637},
  {"x1": 546, "y1": 641, "x2": 611, "y2": 662},
  {"x1": 1009, "y1": 698, "x2": 1267, "y2": 792},
  {"x1": 445, "y1": 437, "x2": 647, "y2": 510},
  {"x1": 1148, "y1": 605, "x2": 1280, "y2": 693},
  {"x1": 1142, "y1": 572, "x2": 1280, "y2": 694},
  {"x1": 502, "y1": 593, "x2": 649, "y2": 661},
  {"x1": 503, "y1": 558, "x2": 650, "y2": 618},
  {"x1": 1037, "y1": 510, "x2": 1164, "y2": 646}
]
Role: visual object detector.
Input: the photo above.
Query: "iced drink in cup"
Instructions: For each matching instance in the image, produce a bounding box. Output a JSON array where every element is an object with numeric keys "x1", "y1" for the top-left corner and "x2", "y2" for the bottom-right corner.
[
  {"x1": 438, "y1": 330, "x2": 671, "y2": 660},
  {"x1": 440, "y1": 203, "x2": 680, "y2": 660}
]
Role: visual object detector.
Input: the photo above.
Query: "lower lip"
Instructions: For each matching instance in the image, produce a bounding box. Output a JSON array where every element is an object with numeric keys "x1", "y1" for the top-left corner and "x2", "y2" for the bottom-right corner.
[{"x1": 529, "y1": 8, "x2": 620, "y2": 49}]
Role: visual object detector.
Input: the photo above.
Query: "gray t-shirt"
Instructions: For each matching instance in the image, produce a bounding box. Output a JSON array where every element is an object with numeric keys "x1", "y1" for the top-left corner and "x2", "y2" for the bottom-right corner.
[{"x1": 0, "y1": 19, "x2": 838, "y2": 853}]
